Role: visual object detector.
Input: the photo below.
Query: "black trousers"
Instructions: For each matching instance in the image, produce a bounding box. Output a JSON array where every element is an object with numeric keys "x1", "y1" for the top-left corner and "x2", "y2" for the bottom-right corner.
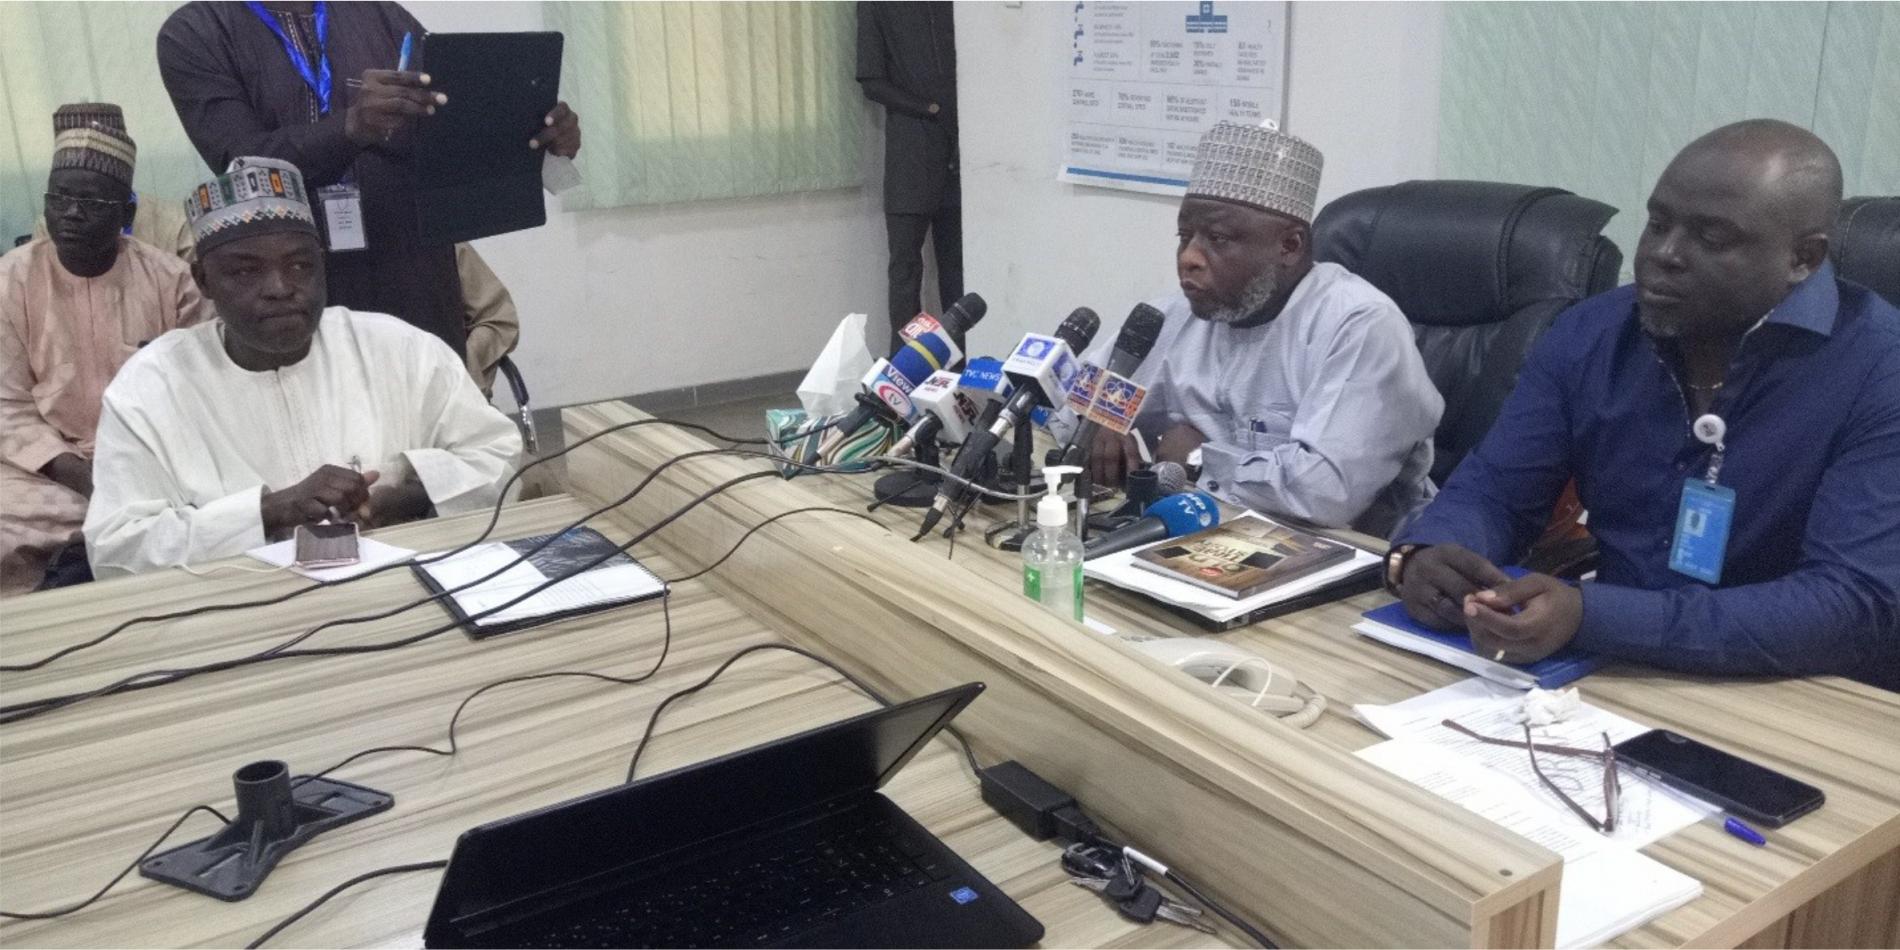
[{"x1": 884, "y1": 204, "x2": 963, "y2": 346}]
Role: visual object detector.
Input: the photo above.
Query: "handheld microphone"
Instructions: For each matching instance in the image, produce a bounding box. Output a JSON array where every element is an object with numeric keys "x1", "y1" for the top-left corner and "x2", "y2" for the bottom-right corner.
[
  {"x1": 915, "y1": 308, "x2": 1102, "y2": 538},
  {"x1": 954, "y1": 307, "x2": 1100, "y2": 473},
  {"x1": 1082, "y1": 491, "x2": 1219, "y2": 559},
  {"x1": 843, "y1": 293, "x2": 988, "y2": 432},
  {"x1": 888, "y1": 370, "x2": 981, "y2": 457},
  {"x1": 1151, "y1": 460, "x2": 1188, "y2": 495},
  {"x1": 956, "y1": 355, "x2": 1013, "y2": 406},
  {"x1": 1061, "y1": 303, "x2": 1166, "y2": 465}
]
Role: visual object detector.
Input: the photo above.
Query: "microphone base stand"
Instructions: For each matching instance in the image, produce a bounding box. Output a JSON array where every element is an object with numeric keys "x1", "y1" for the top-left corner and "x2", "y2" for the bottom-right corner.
[
  {"x1": 870, "y1": 435, "x2": 942, "y2": 509},
  {"x1": 990, "y1": 423, "x2": 1039, "y2": 552}
]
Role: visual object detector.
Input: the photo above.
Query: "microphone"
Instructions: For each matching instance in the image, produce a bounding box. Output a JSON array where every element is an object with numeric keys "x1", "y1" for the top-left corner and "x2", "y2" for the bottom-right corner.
[
  {"x1": 915, "y1": 309, "x2": 1102, "y2": 538},
  {"x1": 1060, "y1": 303, "x2": 1166, "y2": 465},
  {"x1": 987, "y1": 307, "x2": 1102, "y2": 439},
  {"x1": 887, "y1": 353, "x2": 1019, "y2": 459},
  {"x1": 1152, "y1": 460, "x2": 1188, "y2": 495},
  {"x1": 888, "y1": 370, "x2": 980, "y2": 457},
  {"x1": 1082, "y1": 491, "x2": 1219, "y2": 559},
  {"x1": 842, "y1": 293, "x2": 988, "y2": 432}
]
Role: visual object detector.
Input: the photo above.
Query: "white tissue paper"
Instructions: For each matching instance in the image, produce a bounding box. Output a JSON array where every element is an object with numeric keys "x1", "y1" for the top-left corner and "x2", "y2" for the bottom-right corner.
[
  {"x1": 797, "y1": 313, "x2": 873, "y2": 418},
  {"x1": 1515, "y1": 687, "x2": 1583, "y2": 727}
]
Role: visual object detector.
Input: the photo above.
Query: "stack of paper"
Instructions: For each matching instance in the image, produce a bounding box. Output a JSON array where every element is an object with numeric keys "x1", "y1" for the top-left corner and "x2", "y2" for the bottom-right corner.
[
  {"x1": 1355, "y1": 679, "x2": 1713, "y2": 947},
  {"x1": 1083, "y1": 511, "x2": 1380, "y2": 625},
  {"x1": 247, "y1": 536, "x2": 416, "y2": 582}
]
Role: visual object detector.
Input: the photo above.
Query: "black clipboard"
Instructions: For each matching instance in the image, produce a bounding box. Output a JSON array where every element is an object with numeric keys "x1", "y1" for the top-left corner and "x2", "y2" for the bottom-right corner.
[{"x1": 412, "y1": 31, "x2": 563, "y2": 245}]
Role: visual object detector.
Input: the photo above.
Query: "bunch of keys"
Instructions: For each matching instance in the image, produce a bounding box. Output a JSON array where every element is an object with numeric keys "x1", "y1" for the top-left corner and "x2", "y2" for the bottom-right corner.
[{"x1": 1061, "y1": 843, "x2": 1213, "y2": 933}]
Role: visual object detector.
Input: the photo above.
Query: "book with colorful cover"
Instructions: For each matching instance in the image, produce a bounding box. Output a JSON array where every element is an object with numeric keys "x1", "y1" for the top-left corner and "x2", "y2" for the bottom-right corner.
[{"x1": 1131, "y1": 517, "x2": 1356, "y2": 600}]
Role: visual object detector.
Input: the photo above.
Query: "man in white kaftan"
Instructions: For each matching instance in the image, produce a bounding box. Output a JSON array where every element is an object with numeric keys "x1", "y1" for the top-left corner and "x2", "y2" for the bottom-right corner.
[{"x1": 84, "y1": 156, "x2": 519, "y2": 577}]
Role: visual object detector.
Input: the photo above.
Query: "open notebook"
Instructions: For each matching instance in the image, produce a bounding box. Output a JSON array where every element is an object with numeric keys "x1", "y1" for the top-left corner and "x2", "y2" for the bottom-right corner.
[{"x1": 413, "y1": 527, "x2": 667, "y2": 638}]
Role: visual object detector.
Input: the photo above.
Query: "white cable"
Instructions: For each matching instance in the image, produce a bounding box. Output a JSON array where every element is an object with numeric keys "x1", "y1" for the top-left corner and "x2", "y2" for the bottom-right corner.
[
  {"x1": 863, "y1": 455, "x2": 1043, "y2": 502},
  {"x1": 175, "y1": 562, "x2": 291, "y2": 577},
  {"x1": 1123, "y1": 845, "x2": 1170, "y2": 876}
]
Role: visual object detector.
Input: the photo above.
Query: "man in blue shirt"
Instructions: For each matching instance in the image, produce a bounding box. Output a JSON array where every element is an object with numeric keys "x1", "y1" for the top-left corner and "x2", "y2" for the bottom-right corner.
[{"x1": 1388, "y1": 119, "x2": 1900, "y2": 690}]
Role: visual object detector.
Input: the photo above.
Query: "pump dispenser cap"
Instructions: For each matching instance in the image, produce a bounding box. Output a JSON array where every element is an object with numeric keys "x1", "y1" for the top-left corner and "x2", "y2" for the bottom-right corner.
[{"x1": 1038, "y1": 465, "x2": 1083, "y2": 528}]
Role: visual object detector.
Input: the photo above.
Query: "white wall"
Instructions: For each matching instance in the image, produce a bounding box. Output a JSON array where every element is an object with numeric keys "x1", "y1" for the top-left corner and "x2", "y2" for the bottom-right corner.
[
  {"x1": 958, "y1": 1, "x2": 1446, "y2": 357},
  {"x1": 410, "y1": 1, "x2": 1443, "y2": 404},
  {"x1": 411, "y1": 1, "x2": 889, "y2": 408}
]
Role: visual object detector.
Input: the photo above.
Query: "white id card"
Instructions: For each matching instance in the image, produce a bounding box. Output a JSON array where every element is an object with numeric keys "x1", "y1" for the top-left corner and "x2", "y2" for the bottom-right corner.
[{"x1": 317, "y1": 182, "x2": 366, "y2": 251}]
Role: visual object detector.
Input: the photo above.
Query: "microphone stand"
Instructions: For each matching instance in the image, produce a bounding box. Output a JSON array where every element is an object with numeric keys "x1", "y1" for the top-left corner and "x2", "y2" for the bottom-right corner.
[
  {"x1": 987, "y1": 422, "x2": 1039, "y2": 552},
  {"x1": 869, "y1": 431, "x2": 941, "y2": 509}
]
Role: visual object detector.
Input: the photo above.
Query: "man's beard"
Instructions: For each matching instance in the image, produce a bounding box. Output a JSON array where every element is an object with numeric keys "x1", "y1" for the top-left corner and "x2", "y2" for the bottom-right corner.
[
  {"x1": 1639, "y1": 304, "x2": 1756, "y2": 341},
  {"x1": 1197, "y1": 269, "x2": 1280, "y2": 324},
  {"x1": 1638, "y1": 306, "x2": 1689, "y2": 339}
]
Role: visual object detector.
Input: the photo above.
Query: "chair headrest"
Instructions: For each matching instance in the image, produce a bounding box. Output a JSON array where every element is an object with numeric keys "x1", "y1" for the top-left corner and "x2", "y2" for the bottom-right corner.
[
  {"x1": 1834, "y1": 196, "x2": 1900, "y2": 307},
  {"x1": 1312, "y1": 180, "x2": 1619, "y2": 326}
]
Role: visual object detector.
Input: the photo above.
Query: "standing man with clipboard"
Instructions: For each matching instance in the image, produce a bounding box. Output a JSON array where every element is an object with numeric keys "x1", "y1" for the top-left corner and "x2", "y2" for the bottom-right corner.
[{"x1": 157, "y1": 2, "x2": 582, "y2": 359}]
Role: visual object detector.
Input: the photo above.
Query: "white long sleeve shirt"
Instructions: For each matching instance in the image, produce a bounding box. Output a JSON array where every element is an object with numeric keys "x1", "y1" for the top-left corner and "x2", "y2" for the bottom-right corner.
[
  {"x1": 84, "y1": 307, "x2": 521, "y2": 577},
  {"x1": 1068, "y1": 263, "x2": 1443, "y2": 537}
]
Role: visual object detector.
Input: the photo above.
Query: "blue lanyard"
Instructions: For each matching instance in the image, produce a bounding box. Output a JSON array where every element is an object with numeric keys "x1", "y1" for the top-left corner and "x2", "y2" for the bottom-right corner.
[{"x1": 245, "y1": 1, "x2": 333, "y2": 115}]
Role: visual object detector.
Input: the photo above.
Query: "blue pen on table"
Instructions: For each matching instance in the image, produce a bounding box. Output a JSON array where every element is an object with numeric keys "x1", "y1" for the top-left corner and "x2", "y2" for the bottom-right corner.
[
  {"x1": 1723, "y1": 816, "x2": 1767, "y2": 847},
  {"x1": 397, "y1": 31, "x2": 414, "y2": 70}
]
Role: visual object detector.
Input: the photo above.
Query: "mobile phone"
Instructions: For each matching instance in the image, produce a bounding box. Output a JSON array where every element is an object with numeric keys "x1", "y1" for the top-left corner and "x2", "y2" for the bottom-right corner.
[
  {"x1": 294, "y1": 521, "x2": 361, "y2": 568},
  {"x1": 1613, "y1": 729, "x2": 1825, "y2": 827}
]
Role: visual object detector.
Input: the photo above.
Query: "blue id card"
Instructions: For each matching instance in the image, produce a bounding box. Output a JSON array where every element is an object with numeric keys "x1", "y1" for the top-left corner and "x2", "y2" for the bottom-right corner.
[{"x1": 1669, "y1": 479, "x2": 1735, "y2": 584}]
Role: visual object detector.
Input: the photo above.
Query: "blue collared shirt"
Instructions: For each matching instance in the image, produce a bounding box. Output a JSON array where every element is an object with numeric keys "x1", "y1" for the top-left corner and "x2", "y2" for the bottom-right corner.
[{"x1": 1398, "y1": 262, "x2": 1900, "y2": 690}]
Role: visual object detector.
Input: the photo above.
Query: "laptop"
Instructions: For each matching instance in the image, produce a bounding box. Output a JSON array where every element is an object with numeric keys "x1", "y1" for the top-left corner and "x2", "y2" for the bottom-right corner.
[
  {"x1": 412, "y1": 32, "x2": 562, "y2": 245},
  {"x1": 422, "y1": 682, "x2": 1044, "y2": 948}
]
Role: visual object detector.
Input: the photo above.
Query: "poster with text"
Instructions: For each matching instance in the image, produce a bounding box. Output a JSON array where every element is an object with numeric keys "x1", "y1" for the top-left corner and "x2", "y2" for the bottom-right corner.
[{"x1": 1060, "y1": 1, "x2": 1287, "y2": 196}]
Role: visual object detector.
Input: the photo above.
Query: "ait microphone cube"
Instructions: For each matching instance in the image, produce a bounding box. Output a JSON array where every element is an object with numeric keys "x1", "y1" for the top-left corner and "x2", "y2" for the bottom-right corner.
[{"x1": 1002, "y1": 334, "x2": 1081, "y2": 408}]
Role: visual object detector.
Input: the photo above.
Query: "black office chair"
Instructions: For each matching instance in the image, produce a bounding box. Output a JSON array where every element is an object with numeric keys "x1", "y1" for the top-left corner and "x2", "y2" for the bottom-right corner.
[
  {"x1": 1833, "y1": 196, "x2": 1900, "y2": 308},
  {"x1": 1312, "y1": 181, "x2": 1622, "y2": 485}
]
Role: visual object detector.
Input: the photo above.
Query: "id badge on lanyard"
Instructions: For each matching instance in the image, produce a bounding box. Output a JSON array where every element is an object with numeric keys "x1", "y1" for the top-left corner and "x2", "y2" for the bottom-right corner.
[
  {"x1": 245, "y1": 0, "x2": 365, "y2": 252},
  {"x1": 1669, "y1": 413, "x2": 1735, "y2": 584}
]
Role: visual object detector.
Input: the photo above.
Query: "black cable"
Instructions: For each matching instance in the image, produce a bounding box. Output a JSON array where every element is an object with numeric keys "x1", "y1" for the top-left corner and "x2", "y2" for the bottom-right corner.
[
  {"x1": 665, "y1": 506, "x2": 887, "y2": 584},
  {"x1": 0, "y1": 416, "x2": 837, "y2": 675},
  {"x1": 242, "y1": 860, "x2": 448, "y2": 949},
  {"x1": 624, "y1": 642, "x2": 982, "y2": 784},
  {"x1": 2, "y1": 437, "x2": 929, "y2": 726},
  {"x1": 0, "y1": 457, "x2": 787, "y2": 725},
  {"x1": 0, "y1": 804, "x2": 230, "y2": 920},
  {"x1": 1163, "y1": 867, "x2": 1278, "y2": 949},
  {"x1": 296, "y1": 596, "x2": 675, "y2": 787}
]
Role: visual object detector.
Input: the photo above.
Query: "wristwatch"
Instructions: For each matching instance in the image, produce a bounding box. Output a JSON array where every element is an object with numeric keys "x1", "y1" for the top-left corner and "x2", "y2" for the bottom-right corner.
[{"x1": 1384, "y1": 544, "x2": 1421, "y2": 596}]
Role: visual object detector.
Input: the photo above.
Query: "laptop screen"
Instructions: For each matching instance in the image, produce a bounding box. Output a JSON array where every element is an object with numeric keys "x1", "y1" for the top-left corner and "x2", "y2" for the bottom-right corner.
[{"x1": 425, "y1": 682, "x2": 983, "y2": 940}]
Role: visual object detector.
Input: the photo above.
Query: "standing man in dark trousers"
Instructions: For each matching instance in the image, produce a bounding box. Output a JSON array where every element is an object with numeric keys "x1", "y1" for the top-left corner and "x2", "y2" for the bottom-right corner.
[{"x1": 857, "y1": 1, "x2": 960, "y2": 349}]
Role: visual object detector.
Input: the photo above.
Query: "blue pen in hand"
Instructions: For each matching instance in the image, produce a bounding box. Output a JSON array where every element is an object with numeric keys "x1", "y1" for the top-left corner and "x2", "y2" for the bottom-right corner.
[
  {"x1": 1723, "y1": 816, "x2": 1767, "y2": 847},
  {"x1": 397, "y1": 31, "x2": 414, "y2": 70}
]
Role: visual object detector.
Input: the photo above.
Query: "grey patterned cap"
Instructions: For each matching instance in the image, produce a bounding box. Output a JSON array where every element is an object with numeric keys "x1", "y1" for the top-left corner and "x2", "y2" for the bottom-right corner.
[
  {"x1": 1185, "y1": 122, "x2": 1324, "y2": 224},
  {"x1": 184, "y1": 156, "x2": 318, "y2": 254}
]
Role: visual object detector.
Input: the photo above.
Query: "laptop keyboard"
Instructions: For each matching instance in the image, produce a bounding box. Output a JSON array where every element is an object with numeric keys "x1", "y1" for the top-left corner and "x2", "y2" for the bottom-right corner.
[{"x1": 504, "y1": 815, "x2": 959, "y2": 948}]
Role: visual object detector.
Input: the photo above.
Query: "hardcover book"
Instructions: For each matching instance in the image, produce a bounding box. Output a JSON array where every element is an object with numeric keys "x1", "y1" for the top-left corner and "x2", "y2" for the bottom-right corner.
[{"x1": 1131, "y1": 518, "x2": 1355, "y2": 600}]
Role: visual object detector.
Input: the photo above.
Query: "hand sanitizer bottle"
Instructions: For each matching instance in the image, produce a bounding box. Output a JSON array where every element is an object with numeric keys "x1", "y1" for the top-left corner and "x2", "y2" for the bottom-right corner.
[{"x1": 1022, "y1": 466, "x2": 1086, "y2": 621}]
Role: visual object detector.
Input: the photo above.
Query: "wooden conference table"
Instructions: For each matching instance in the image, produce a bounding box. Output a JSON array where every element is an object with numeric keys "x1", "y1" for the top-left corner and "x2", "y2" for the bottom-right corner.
[{"x1": 0, "y1": 400, "x2": 1894, "y2": 948}]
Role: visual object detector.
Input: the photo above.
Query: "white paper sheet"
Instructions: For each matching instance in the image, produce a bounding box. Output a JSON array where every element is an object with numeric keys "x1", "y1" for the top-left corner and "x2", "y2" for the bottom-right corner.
[
  {"x1": 245, "y1": 537, "x2": 416, "y2": 582},
  {"x1": 1355, "y1": 678, "x2": 1717, "y2": 850},
  {"x1": 1358, "y1": 740, "x2": 1703, "y2": 947},
  {"x1": 420, "y1": 543, "x2": 665, "y2": 627}
]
